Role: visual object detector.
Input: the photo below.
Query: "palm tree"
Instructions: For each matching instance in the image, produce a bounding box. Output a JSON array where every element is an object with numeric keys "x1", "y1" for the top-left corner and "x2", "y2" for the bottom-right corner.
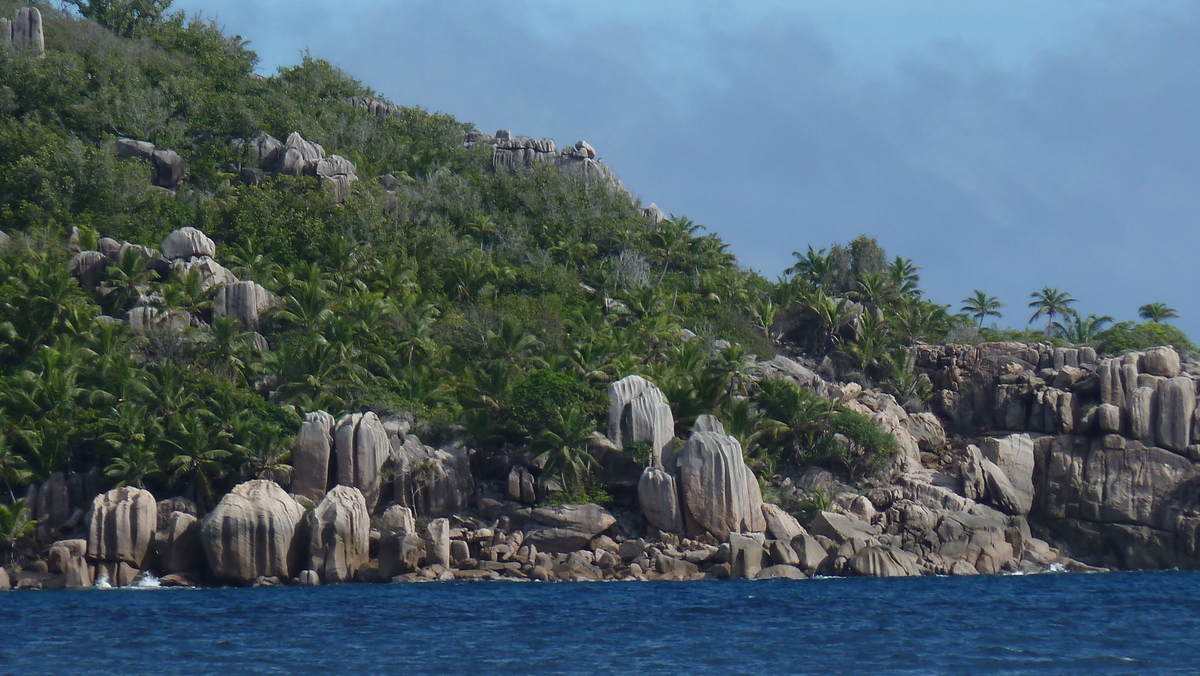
[
  {"x1": 530, "y1": 407, "x2": 598, "y2": 496},
  {"x1": 1138, "y1": 303, "x2": 1179, "y2": 323},
  {"x1": 786, "y1": 245, "x2": 836, "y2": 288},
  {"x1": 887, "y1": 257, "x2": 922, "y2": 298},
  {"x1": 0, "y1": 434, "x2": 33, "y2": 502},
  {"x1": 0, "y1": 498, "x2": 36, "y2": 563},
  {"x1": 647, "y1": 216, "x2": 703, "y2": 286},
  {"x1": 961, "y1": 290, "x2": 1004, "y2": 329},
  {"x1": 1052, "y1": 313, "x2": 1114, "y2": 344},
  {"x1": 1028, "y1": 287, "x2": 1078, "y2": 332},
  {"x1": 162, "y1": 410, "x2": 231, "y2": 508}
]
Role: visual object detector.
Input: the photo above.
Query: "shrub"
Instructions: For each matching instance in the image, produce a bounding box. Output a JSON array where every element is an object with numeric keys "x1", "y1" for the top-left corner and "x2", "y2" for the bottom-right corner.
[
  {"x1": 507, "y1": 370, "x2": 603, "y2": 438},
  {"x1": 1096, "y1": 321, "x2": 1196, "y2": 355}
]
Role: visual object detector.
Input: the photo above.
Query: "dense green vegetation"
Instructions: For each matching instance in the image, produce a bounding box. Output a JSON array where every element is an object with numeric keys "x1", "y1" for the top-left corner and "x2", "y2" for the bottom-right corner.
[{"x1": 0, "y1": 1, "x2": 1193, "y2": 515}]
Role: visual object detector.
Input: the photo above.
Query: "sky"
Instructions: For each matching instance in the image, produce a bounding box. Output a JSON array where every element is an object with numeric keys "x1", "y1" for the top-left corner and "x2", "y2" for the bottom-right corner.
[{"x1": 173, "y1": 0, "x2": 1200, "y2": 336}]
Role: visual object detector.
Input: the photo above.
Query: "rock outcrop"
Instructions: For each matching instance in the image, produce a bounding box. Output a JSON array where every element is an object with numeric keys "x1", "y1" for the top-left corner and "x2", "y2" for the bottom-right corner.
[
  {"x1": 1, "y1": 7, "x2": 44, "y2": 57},
  {"x1": 637, "y1": 467, "x2": 683, "y2": 534},
  {"x1": 522, "y1": 504, "x2": 616, "y2": 553},
  {"x1": 116, "y1": 138, "x2": 187, "y2": 189},
  {"x1": 464, "y1": 130, "x2": 625, "y2": 194},
  {"x1": 291, "y1": 410, "x2": 337, "y2": 502},
  {"x1": 308, "y1": 486, "x2": 370, "y2": 583},
  {"x1": 213, "y1": 281, "x2": 280, "y2": 331},
  {"x1": 677, "y1": 424, "x2": 766, "y2": 540},
  {"x1": 200, "y1": 480, "x2": 307, "y2": 584},
  {"x1": 161, "y1": 227, "x2": 216, "y2": 261},
  {"x1": 86, "y1": 487, "x2": 157, "y2": 586},
  {"x1": 391, "y1": 436, "x2": 473, "y2": 518},
  {"x1": 607, "y1": 375, "x2": 675, "y2": 469},
  {"x1": 333, "y1": 412, "x2": 390, "y2": 512}
]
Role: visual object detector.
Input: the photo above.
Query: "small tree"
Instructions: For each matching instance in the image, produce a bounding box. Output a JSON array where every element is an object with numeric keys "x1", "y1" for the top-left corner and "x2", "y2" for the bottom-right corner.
[
  {"x1": 1138, "y1": 303, "x2": 1179, "y2": 323},
  {"x1": 961, "y1": 290, "x2": 1003, "y2": 329},
  {"x1": 1028, "y1": 287, "x2": 1078, "y2": 333}
]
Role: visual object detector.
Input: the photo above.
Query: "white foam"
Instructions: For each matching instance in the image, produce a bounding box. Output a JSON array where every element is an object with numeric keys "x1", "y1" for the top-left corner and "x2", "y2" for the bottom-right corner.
[
  {"x1": 93, "y1": 573, "x2": 112, "y2": 590},
  {"x1": 131, "y1": 571, "x2": 161, "y2": 589}
]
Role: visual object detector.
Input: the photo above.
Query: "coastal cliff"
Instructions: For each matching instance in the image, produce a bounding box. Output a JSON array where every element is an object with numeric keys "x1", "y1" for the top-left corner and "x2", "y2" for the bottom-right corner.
[{"x1": 2, "y1": 2, "x2": 1197, "y2": 590}]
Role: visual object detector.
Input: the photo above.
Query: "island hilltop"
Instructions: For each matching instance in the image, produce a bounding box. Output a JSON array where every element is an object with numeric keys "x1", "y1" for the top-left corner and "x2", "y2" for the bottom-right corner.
[{"x1": 2, "y1": 4, "x2": 1198, "y2": 590}]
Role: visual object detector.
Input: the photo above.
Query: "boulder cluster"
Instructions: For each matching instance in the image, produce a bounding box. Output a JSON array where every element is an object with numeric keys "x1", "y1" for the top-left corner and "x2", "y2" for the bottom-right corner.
[
  {"x1": 68, "y1": 226, "x2": 280, "y2": 337},
  {"x1": 464, "y1": 129, "x2": 626, "y2": 195},
  {"x1": 231, "y1": 131, "x2": 359, "y2": 202},
  {"x1": 1, "y1": 7, "x2": 44, "y2": 57},
  {"x1": 116, "y1": 138, "x2": 187, "y2": 190}
]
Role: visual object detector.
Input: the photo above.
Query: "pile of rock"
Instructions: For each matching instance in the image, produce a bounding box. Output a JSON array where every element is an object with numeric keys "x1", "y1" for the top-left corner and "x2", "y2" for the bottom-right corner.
[
  {"x1": 232, "y1": 131, "x2": 359, "y2": 202},
  {"x1": 464, "y1": 130, "x2": 626, "y2": 194},
  {"x1": 1, "y1": 7, "x2": 44, "y2": 58},
  {"x1": 116, "y1": 137, "x2": 187, "y2": 190}
]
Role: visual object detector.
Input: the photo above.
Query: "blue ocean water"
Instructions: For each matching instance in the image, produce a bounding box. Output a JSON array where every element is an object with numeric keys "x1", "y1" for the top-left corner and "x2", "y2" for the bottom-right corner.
[{"x1": 2, "y1": 571, "x2": 1198, "y2": 675}]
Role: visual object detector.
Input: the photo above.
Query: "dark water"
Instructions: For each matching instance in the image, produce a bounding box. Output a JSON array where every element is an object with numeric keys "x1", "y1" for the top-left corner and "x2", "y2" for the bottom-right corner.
[{"x1": 3, "y1": 571, "x2": 1198, "y2": 675}]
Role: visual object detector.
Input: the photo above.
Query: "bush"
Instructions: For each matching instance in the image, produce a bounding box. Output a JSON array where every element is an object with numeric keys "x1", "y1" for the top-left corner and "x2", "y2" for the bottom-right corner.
[
  {"x1": 507, "y1": 370, "x2": 603, "y2": 438},
  {"x1": 1096, "y1": 321, "x2": 1196, "y2": 355}
]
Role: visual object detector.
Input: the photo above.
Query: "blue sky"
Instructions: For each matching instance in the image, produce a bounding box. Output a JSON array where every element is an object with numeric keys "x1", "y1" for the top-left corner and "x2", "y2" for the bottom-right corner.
[{"x1": 175, "y1": 0, "x2": 1200, "y2": 336}]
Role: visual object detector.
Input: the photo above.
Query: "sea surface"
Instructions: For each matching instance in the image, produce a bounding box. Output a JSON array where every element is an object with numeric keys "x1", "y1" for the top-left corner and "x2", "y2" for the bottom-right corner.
[{"x1": 3, "y1": 570, "x2": 1198, "y2": 675}]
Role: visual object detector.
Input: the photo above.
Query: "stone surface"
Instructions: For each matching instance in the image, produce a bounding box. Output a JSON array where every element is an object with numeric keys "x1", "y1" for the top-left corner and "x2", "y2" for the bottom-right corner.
[
  {"x1": 847, "y1": 546, "x2": 919, "y2": 577},
  {"x1": 761, "y1": 503, "x2": 806, "y2": 542},
  {"x1": 161, "y1": 227, "x2": 215, "y2": 260},
  {"x1": 334, "y1": 412, "x2": 390, "y2": 512},
  {"x1": 379, "y1": 504, "x2": 416, "y2": 535},
  {"x1": 200, "y1": 480, "x2": 307, "y2": 584},
  {"x1": 755, "y1": 564, "x2": 806, "y2": 580},
  {"x1": 379, "y1": 533, "x2": 425, "y2": 578},
  {"x1": 392, "y1": 438, "x2": 473, "y2": 518},
  {"x1": 607, "y1": 375, "x2": 675, "y2": 468},
  {"x1": 70, "y1": 251, "x2": 107, "y2": 287},
  {"x1": 424, "y1": 518, "x2": 452, "y2": 567},
  {"x1": 87, "y1": 487, "x2": 157, "y2": 571},
  {"x1": 213, "y1": 281, "x2": 280, "y2": 331},
  {"x1": 1143, "y1": 347, "x2": 1181, "y2": 378},
  {"x1": 637, "y1": 467, "x2": 683, "y2": 534},
  {"x1": 3, "y1": 7, "x2": 44, "y2": 56},
  {"x1": 524, "y1": 504, "x2": 616, "y2": 553},
  {"x1": 277, "y1": 132, "x2": 325, "y2": 175},
  {"x1": 158, "y1": 511, "x2": 201, "y2": 574},
  {"x1": 308, "y1": 486, "x2": 370, "y2": 583},
  {"x1": 151, "y1": 149, "x2": 186, "y2": 188},
  {"x1": 809, "y1": 511, "x2": 879, "y2": 545},
  {"x1": 290, "y1": 410, "x2": 336, "y2": 502},
  {"x1": 677, "y1": 428, "x2": 766, "y2": 540},
  {"x1": 980, "y1": 434, "x2": 1035, "y2": 515},
  {"x1": 791, "y1": 534, "x2": 829, "y2": 574},
  {"x1": 729, "y1": 532, "x2": 765, "y2": 579},
  {"x1": 1156, "y1": 377, "x2": 1195, "y2": 454}
]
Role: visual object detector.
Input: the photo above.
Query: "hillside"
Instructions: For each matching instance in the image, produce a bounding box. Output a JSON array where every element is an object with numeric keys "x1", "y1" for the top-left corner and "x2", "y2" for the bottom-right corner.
[{"x1": 2, "y1": 3, "x2": 1199, "y2": 588}]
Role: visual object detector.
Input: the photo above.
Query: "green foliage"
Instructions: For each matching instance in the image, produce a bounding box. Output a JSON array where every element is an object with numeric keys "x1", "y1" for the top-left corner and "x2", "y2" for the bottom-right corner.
[
  {"x1": 508, "y1": 370, "x2": 603, "y2": 439},
  {"x1": 64, "y1": 0, "x2": 173, "y2": 38},
  {"x1": 1096, "y1": 321, "x2": 1197, "y2": 355},
  {"x1": 0, "y1": 497, "x2": 36, "y2": 558}
]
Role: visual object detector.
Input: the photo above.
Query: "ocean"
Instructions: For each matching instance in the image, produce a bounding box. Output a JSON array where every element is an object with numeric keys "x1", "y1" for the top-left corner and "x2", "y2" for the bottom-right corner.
[{"x1": 3, "y1": 571, "x2": 1197, "y2": 674}]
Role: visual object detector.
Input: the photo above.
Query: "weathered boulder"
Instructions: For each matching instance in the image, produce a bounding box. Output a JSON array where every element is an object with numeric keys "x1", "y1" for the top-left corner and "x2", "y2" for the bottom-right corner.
[
  {"x1": 50, "y1": 539, "x2": 91, "y2": 588},
  {"x1": 126, "y1": 306, "x2": 192, "y2": 335},
  {"x1": 379, "y1": 533, "x2": 425, "y2": 578},
  {"x1": 33, "y1": 472, "x2": 70, "y2": 536},
  {"x1": 755, "y1": 564, "x2": 806, "y2": 580},
  {"x1": 767, "y1": 539, "x2": 800, "y2": 566},
  {"x1": 790, "y1": 534, "x2": 829, "y2": 574},
  {"x1": 334, "y1": 412, "x2": 390, "y2": 512},
  {"x1": 87, "y1": 487, "x2": 157, "y2": 574},
  {"x1": 2, "y1": 7, "x2": 44, "y2": 57},
  {"x1": 116, "y1": 137, "x2": 155, "y2": 160},
  {"x1": 1097, "y1": 403, "x2": 1122, "y2": 434},
  {"x1": 0, "y1": 567, "x2": 8, "y2": 591},
  {"x1": 809, "y1": 511, "x2": 879, "y2": 545},
  {"x1": 506, "y1": 466, "x2": 537, "y2": 505},
  {"x1": 637, "y1": 467, "x2": 683, "y2": 534},
  {"x1": 729, "y1": 532, "x2": 765, "y2": 579},
  {"x1": 1129, "y1": 387, "x2": 1157, "y2": 442},
  {"x1": 157, "y1": 511, "x2": 201, "y2": 574},
  {"x1": 761, "y1": 503, "x2": 805, "y2": 542},
  {"x1": 980, "y1": 434, "x2": 1034, "y2": 514},
  {"x1": 1156, "y1": 377, "x2": 1195, "y2": 454},
  {"x1": 847, "y1": 546, "x2": 920, "y2": 577},
  {"x1": 1143, "y1": 347, "x2": 1181, "y2": 378},
  {"x1": 678, "y1": 429, "x2": 766, "y2": 540},
  {"x1": 244, "y1": 131, "x2": 283, "y2": 170},
  {"x1": 70, "y1": 251, "x2": 107, "y2": 287},
  {"x1": 290, "y1": 410, "x2": 336, "y2": 502},
  {"x1": 161, "y1": 227, "x2": 216, "y2": 261},
  {"x1": 981, "y1": 459, "x2": 1031, "y2": 515},
  {"x1": 308, "y1": 486, "x2": 370, "y2": 583},
  {"x1": 378, "y1": 504, "x2": 416, "y2": 536},
  {"x1": 277, "y1": 132, "x2": 325, "y2": 175},
  {"x1": 607, "y1": 375, "x2": 675, "y2": 468},
  {"x1": 200, "y1": 480, "x2": 307, "y2": 584},
  {"x1": 391, "y1": 438, "x2": 473, "y2": 518},
  {"x1": 170, "y1": 256, "x2": 236, "y2": 291},
  {"x1": 523, "y1": 504, "x2": 616, "y2": 553},
  {"x1": 424, "y1": 518, "x2": 451, "y2": 567},
  {"x1": 213, "y1": 281, "x2": 280, "y2": 331},
  {"x1": 151, "y1": 149, "x2": 186, "y2": 188}
]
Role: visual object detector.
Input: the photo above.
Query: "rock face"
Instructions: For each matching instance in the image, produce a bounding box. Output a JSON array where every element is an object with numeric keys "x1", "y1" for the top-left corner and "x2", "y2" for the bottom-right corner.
[
  {"x1": 200, "y1": 480, "x2": 307, "y2": 583},
  {"x1": 607, "y1": 375, "x2": 675, "y2": 468},
  {"x1": 116, "y1": 138, "x2": 187, "y2": 188},
  {"x1": 424, "y1": 518, "x2": 451, "y2": 567},
  {"x1": 158, "y1": 511, "x2": 201, "y2": 574},
  {"x1": 291, "y1": 411, "x2": 336, "y2": 502},
  {"x1": 1, "y1": 7, "x2": 44, "y2": 57},
  {"x1": 308, "y1": 486, "x2": 370, "y2": 583},
  {"x1": 391, "y1": 437, "x2": 473, "y2": 518},
  {"x1": 637, "y1": 467, "x2": 683, "y2": 534},
  {"x1": 170, "y1": 256, "x2": 236, "y2": 291},
  {"x1": 212, "y1": 281, "x2": 279, "y2": 331},
  {"x1": 278, "y1": 132, "x2": 325, "y2": 175},
  {"x1": 161, "y1": 227, "x2": 216, "y2": 260},
  {"x1": 761, "y1": 503, "x2": 806, "y2": 542},
  {"x1": 677, "y1": 427, "x2": 766, "y2": 540},
  {"x1": 87, "y1": 487, "x2": 157, "y2": 583},
  {"x1": 1156, "y1": 377, "x2": 1195, "y2": 454},
  {"x1": 523, "y1": 504, "x2": 616, "y2": 553},
  {"x1": 333, "y1": 413, "x2": 390, "y2": 512},
  {"x1": 464, "y1": 131, "x2": 626, "y2": 194},
  {"x1": 979, "y1": 434, "x2": 1035, "y2": 515}
]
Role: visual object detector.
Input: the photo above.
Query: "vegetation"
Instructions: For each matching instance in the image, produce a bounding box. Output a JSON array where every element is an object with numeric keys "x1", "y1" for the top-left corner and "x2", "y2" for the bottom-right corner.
[{"x1": 0, "y1": 1, "x2": 1193, "y2": 520}]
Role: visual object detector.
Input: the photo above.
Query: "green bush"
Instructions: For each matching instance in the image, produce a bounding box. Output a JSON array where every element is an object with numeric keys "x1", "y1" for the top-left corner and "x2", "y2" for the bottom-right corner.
[
  {"x1": 507, "y1": 370, "x2": 603, "y2": 438},
  {"x1": 1096, "y1": 321, "x2": 1196, "y2": 355}
]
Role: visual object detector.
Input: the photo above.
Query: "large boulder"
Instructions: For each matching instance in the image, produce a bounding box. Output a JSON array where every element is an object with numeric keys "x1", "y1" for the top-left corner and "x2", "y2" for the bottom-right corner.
[
  {"x1": 161, "y1": 227, "x2": 216, "y2": 261},
  {"x1": 423, "y1": 518, "x2": 451, "y2": 567},
  {"x1": 729, "y1": 532, "x2": 765, "y2": 579},
  {"x1": 87, "y1": 487, "x2": 157, "y2": 577},
  {"x1": 50, "y1": 539, "x2": 91, "y2": 588},
  {"x1": 637, "y1": 467, "x2": 683, "y2": 534},
  {"x1": 847, "y1": 546, "x2": 920, "y2": 577},
  {"x1": 809, "y1": 511, "x2": 880, "y2": 544},
  {"x1": 200, "y1": 480, "x2": 307, "y2": 583},
  {"x1": 334, "y1": 412, "x2": 390, "y2": 512},
  {"x1": 70, "y1": 251, "x2": 107, "y2": 287},
  {"x1": 277, "y1": 132, "x2": 325, "y2": 175},
  {"x1": 308, "y1": 486, "x2": 370, "y2": 583},
  {"x1": 607, "y1": 375, "x2": 675, "y2": 468},
  {"x1": 1156, "y1": 377, "x2": 1195, "y2": 454},
  {"x1": 523, "y1": 504, "x2": 616, "y2": 553},
  {"x1": 677, "y1": 428, "x2": 766, "y2": 540},
  {"x1": 157, "y1": 511, "x2": 202, "y2": 574},
  {"x1": 213, "y1": 281, "x2": 280, "y2": 331},
  {"x1": 979, "y1": 434, "x2": 1034, "y2": 515},
  {"x1": 3, "y1": 7, "x2": 44, "y2": 56},
  {"x1": 170, "y1": 256, "x2": 236, "y2": 291},
  {"x1": 290, "y1": 411, "x2": 336, "y2": 502},
  {"x1": 761, "y1": 503, "x2": 805, "y2": 542},
  {"x1": 391, "y1": 437, "x2": 473, "y2": 518},
  {"x1": 379, "y1": 533, "x2": 425, "y2": 578},
  {"x1": 151, "y1": 149, "x2": 186, "y2": 188},
  {"x1": 1143, "y1": 347, "x2": 1181, "y2": 378}
]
